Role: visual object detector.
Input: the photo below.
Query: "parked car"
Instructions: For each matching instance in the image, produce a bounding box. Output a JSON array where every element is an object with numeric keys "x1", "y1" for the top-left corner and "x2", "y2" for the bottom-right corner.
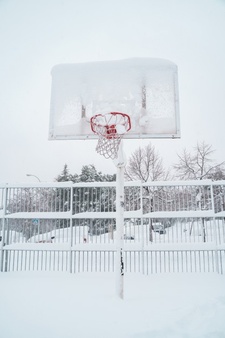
[
  {"x1": 124, "y1": 234, "x2": 135, "y2": 240},
  {"x1": 152, "y1": 221, "x2": 166, "y2": 235}
]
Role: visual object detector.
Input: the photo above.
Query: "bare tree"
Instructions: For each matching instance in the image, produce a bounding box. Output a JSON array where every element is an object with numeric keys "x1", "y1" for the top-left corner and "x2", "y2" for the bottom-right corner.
[
  {"x1": 125, "y1": 143, "x2": 170, "y2": 242},
  {"x1": 174, "y1": 141, "x2": 225, "y2": 242},
  {"x1": 125, "y1": 143, "x2": 170, "y2": 182},
  {"x1": 173, "y1": 141, "x2": 225, "y2": 181}
]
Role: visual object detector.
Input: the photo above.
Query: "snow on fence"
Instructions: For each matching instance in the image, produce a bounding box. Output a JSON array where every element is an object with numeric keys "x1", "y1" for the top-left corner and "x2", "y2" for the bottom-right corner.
[
  {"x1": 0, "y1": 180, "x2": 225, "y2": 274},
  {"x1": 2, "y1": 249, "x2": 225, "y2": 274}
]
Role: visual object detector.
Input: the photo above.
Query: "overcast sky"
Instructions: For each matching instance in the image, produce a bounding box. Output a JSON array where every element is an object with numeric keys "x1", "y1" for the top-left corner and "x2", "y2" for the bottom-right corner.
[{"x1": 0, "y1": 0, "x2": 225, "y2": 183}]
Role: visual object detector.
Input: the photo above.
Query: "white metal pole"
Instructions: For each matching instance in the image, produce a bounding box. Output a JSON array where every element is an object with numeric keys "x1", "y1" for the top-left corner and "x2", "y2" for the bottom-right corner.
[
  {"x1": 114, "y1": 141, "x2": 125, "y2": 299},
  {"x1": 0, "y1": 185, "x2": 8, "y2": 272},
  {"x1": 140, "y1": 185, "x2": 145, "y2": 274},
  {"x1": 70, "y1": 183, "x2": 73, "y2": 273},
  {"x1": 116, "y1": 165, "x2": 124, "y2": 299},
  {"x1": 210, "y1": 182, "x2": 220, "y2": 273}
]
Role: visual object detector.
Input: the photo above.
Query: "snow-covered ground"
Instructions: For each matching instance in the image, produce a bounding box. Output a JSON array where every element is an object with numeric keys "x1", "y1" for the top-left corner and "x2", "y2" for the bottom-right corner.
[{"x1": 0, "y1": 272, "x2": 225, "y2": 338}]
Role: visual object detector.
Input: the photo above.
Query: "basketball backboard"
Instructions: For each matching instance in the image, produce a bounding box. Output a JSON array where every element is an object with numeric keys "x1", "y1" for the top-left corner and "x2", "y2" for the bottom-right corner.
[{"x1": 49, "y1": 58, "x2": 180, "y2": 140}]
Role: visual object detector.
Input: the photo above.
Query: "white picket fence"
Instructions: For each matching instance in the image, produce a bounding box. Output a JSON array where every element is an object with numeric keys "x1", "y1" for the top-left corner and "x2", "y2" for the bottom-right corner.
[{"x1": 0, "y1": 180, "x2": 225, "y2": 273}]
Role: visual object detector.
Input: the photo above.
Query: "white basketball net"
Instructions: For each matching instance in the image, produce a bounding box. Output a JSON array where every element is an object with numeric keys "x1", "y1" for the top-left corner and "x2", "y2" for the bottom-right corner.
[{"x1": 90, "y1": 112, "x2": 131, "y2": 159}]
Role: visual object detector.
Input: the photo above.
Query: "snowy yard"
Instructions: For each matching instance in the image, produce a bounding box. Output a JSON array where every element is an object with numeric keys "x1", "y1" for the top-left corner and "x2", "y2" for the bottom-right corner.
[
  {"x1": 0, "y1": 272, "x2": 225, "y2": 338},
  {"x1": 1, "y1": 182, "x2": 225, "y2": 337}
]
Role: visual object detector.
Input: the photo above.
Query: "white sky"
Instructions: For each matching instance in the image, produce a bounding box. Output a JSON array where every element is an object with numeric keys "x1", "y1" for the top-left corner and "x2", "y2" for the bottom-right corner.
[{"x1": 0, "y1": 0, "x2": 225, "y2": 183}]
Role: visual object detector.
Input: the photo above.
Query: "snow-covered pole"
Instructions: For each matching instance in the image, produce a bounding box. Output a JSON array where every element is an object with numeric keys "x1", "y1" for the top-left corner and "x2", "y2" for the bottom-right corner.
[
  {"x1": 210, "y1": 182, "x2": 219, "y2": 273},
  {"x1": 0, "y1": 185, "x2": 8, "y2": 272},
  {"x1": 140, "y1": 184, "x2": 145, "y2": 274},
  {"x1": 114, "y1": 141, "x2": 126, "y2": 299},
  {"x1": 69, "y1": 182, "x2": 73, "y2": 273}
]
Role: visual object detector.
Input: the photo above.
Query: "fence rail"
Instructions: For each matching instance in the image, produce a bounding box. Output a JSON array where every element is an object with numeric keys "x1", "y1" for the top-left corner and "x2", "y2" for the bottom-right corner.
[
  {"x1": 2, "y1": 248, "x2": 225, "y2": 274},
  {"x1": 1, "y1": 180, "x2": 225, "y2": 274}
]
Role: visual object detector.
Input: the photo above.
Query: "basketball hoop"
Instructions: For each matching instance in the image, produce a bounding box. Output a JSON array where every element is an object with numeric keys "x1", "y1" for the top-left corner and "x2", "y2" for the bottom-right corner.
[{"x1": 90, "y1": 112, "x2": 131, "y2": 159}]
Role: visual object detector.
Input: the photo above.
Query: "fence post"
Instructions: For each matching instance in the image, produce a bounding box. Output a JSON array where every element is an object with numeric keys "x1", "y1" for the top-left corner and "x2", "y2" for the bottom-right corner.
[
  {"x1": 210, "y1": 181, "x2": 220, "y2": 273},
  {"x1": 0, "y1": 185, "x2": 8, "y2": 272},
  {"x1": 140, "y1": 185, "x2": 145, "y2": 274},
  {"x1": 69, "y1": 183, "x2": 73, "y2": 273}
]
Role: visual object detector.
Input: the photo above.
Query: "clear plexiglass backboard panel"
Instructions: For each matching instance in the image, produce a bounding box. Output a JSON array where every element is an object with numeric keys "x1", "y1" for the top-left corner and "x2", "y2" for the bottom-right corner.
[{"x1": 49, "y1": 58, "x2": 180, "y2": 140}]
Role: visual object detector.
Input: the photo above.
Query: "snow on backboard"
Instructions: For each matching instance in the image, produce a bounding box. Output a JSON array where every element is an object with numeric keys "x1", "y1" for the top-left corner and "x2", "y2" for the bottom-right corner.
[{"x1": 49, "y1": 58, "x2": 180, "y2": 140}]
